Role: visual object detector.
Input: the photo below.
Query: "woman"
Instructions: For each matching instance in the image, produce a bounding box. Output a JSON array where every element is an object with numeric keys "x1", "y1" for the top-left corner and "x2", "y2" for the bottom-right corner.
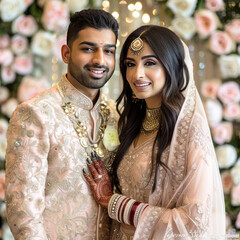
[{"x1": 83, "y1": 25, "x2": 226, "y2": 240}]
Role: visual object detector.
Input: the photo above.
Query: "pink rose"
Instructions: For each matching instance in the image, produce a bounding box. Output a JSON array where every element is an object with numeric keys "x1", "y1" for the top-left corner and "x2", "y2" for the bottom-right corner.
[
  {"x1": 201, "y1": 79, "x2": 220, "y2": 99},
  {"x1": 52, "y1": 34, "x2": 66, "y2": 61},
  {"x1": 195, "y1": 9, "x2": 219, "y2": 38},
  {"x1": 236, "y1": 212, "x2": 240, "y2": 229},
  {"x1": 0, "y1": 34, "x2": 10, "y2": 49},
  {"x1": 17, "y1": 76, "x2": 51, "y2": 102},
  {"x1": 221, "y1": 171, "x2": 233, "y2": 194},
  {"x1": 205, "y1": 0, "x2": 225, "y2": 11},
  {"x1": 211, "y1": 122, "x2": 233, "y2": 144},
  {"x1": 1, "y1": 66, "x2": 16, "y2": 84},
  {"x1": 42, "y1": 0, "x2": 69, "y2": 33},
  {"x1": 0, "y1": 171, "x2": 5, "y2": 201},
  {"x1": 12, "y1": 15, "x2": 38, "y2": 37},
  {"x1": 0, "y1": 49, "x2": 14, "y2": 66},
  {"x1": 0, "y1": 87, "x2": 10, "y2": 105},
  {"x1": 13, "y1": 55, "x2": 33, "y2": 75},
  {"x1": 225, "y1": 19, "x2": 240, "y2": 43},
  {"x1": 11, "y1": 35, "x2": 28, "y2": 55},
  {"x1": 223, "y1": 103, "x2": 240, "y2": 121},
  {"x1": 209, "y1": 31, "x2": 235, "y2": 55},
  {"x1": 231, "y1": 183, "x2": 240, "y2": 206},
  {"x1": 218, "y1": 81, "x2": 240, "y2": 104}
]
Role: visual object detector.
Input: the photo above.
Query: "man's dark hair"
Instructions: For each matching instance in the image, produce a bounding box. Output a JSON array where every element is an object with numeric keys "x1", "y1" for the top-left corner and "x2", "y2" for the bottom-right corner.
[{"x1": 67, "y1": 9, "x2": 119, "y2": 47}]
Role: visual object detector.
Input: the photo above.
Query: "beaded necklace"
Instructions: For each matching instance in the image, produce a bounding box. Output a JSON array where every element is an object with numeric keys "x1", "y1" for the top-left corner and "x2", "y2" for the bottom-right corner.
[{"x1": 57, "y1": 83, "x2": 110, "y2": 157}]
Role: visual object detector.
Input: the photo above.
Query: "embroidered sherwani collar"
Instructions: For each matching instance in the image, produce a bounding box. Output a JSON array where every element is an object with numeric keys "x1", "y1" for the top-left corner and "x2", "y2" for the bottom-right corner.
[{"x1": 57, "y1": 74, "x2": 105, "y2": 110}]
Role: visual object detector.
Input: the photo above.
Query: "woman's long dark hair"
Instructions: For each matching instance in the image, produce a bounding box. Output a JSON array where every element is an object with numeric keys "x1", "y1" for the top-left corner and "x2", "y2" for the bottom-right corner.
[{"x1": 112, "y1": 25, "x2": 190, "y2": 193}]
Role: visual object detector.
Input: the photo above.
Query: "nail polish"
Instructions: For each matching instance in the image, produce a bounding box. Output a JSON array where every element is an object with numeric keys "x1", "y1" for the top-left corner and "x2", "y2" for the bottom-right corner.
[
  {"x1": 83, "y1": 168, "x2": 87, "y2": 174},
  {"x1": 86, "y1": 157, "x2": 92, "y2": 164}
]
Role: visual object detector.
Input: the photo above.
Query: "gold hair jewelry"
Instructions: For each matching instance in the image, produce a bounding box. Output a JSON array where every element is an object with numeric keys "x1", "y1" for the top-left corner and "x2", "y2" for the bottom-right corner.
[
  {"x1": 130, "y1": 30, "x2": 146, "y2": 55},
  {"x1": 141, "y1": 107, "x2": 161, "y2": 135}
]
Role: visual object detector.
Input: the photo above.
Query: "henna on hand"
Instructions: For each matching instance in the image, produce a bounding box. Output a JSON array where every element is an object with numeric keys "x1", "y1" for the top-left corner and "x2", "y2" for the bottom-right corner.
[{"x1": 83, "y1": 151, "x2": 113, "y2": 207}]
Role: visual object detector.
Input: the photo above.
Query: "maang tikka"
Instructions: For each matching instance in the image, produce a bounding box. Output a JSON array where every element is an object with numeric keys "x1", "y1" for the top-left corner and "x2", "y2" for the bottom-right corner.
[{"x1": 130, "y1": 30, "x2": 146, "y2": 55}]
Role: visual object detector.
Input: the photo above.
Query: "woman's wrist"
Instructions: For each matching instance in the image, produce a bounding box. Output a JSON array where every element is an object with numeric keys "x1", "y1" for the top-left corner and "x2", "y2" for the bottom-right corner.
[{"x1": 108, "y1": 193, "x2": 149, "y2": 227}]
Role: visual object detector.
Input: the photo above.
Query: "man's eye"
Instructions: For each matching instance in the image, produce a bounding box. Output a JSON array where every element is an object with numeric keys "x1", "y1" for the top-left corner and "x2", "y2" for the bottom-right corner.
[
  {"x1": 126, "y1": 62, "x2": 135, "y2": 67},
  {"x1": 82, "y1": 48, "x2": 93, "y2": 52},
  {"x1": 105, "y1": 49, "x2": 114, "y2": 55}
]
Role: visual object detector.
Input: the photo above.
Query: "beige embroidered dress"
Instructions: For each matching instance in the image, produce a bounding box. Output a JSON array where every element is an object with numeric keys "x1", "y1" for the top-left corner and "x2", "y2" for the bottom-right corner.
[
  {"x1": 5, "y1": 74, "x2": 118, "y2": 240},
  {"x1": 111, "y1": 42, "x2": 226, "y2": 240}
]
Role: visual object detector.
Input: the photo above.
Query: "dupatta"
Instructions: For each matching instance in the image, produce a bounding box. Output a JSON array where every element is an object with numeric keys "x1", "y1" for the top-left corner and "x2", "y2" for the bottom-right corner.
[{"x1": 133, "y1": 41, "x2": 226, "y2": 240}]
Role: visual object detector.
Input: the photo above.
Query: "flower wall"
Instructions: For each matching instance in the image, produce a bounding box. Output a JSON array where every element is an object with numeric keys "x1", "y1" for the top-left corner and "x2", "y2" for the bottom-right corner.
[
  {"x1": 158, "y1": 0, "x2": 240, "y2": 234},
  {"x1": 0, "y1": 0, "x2": 240, "y2": 238}
]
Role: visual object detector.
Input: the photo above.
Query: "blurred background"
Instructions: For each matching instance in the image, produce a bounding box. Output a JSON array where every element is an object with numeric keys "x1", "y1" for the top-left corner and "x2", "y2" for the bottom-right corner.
[{"x1": 0, "y1": 0, "x2": 240, "y2": 238}]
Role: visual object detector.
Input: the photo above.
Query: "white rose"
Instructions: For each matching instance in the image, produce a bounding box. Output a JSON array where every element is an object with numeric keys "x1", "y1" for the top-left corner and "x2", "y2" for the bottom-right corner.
[
  {"x1": 103, "y1": 125, "x2": 120, "y2": 151},
  {"x1": 0, "y1": 118, "x2": 8, "y2": 138},
  {"x1": 167, "y1": 0, "x2": 197, "y2": 17},
  {"x1": 66, "y1": 0, "x2": 88, "y2": 12},
  {"x1": 0, "y1": 87, "x2": 10, "y2": 105},
  {"x1": 216, "y1": 144, "x2": 237, "y2": 169},
  {"x1": 204, "y1": 99, "x2": 223, "y2": 127},
  {"x1": 1, "y1": 98, "x2": 19, "y2": 118},
  {"x1": 0, "y1": 0, "x2": 27, "y2": 22},
  {"x1": 231, "y1": 159, "x2": 240, "y2": 184},
  {"x1": 171, "y1": 16, "x2": 196, "y2": 40},
  {"x1": 0, "y1": 138, "x2": 7, "y2": 160},
  {"x1": 218, "y1": 54, "x2": 240, "y2": 79},
  {"x1": 31, "y1": 31, "x2": 55, "y2": 57}
]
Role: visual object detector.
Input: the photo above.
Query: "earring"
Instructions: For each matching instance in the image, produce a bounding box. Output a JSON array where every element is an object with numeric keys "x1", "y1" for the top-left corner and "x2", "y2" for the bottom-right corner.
[{"x1": 132, "y1": 92, "x2": 139, "y2": 103}]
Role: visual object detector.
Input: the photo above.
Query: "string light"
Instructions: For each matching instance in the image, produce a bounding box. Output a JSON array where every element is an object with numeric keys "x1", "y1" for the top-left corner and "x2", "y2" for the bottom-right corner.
[
  {"x1": 135, "y1": 2, "x2": 142, "y2": 11},
  {"x1": 142, "y1": 13, "x2": 150, "y2": 23},
  {"x1": 128, "y1": 3, "x2": 135, "y2": 11},
  {"x1": 112, "y1": 11, "x2": 119, "y2": 19},
  {"x1": 132, "y1": 11, "x2": 140, "y2": 18},
  {"x1": 102, "y1": 0, "x2": 110, "y2": 8},
  {"x1": 119, "y1": 0, "x2": 127, "y2": 4},
  {"x1": 125, "y1": 17, "x2": 133, "y2": 23}
]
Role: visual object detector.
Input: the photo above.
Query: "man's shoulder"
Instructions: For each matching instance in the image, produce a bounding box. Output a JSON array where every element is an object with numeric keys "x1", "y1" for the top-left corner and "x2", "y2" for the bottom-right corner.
[{"x1": 23, "y1": 85, "x2": 60, "y2": 107}]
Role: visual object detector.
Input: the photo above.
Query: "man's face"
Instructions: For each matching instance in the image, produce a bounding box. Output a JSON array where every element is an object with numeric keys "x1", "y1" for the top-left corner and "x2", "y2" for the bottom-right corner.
[{"x1": 64, "y1": 27, "x2": 116, "y2": 89}]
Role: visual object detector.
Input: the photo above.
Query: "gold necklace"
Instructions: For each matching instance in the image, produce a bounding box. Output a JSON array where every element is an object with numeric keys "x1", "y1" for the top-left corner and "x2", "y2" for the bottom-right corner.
[
  {"x1": 57, "y1": 84, "x2": 110, "y2": 157},
  {"x1": 140, "y1": 107, "x2": 161, "y2": 135}
]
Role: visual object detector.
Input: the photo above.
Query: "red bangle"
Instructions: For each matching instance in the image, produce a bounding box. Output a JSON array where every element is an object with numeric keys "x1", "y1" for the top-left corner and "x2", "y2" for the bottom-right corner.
[
  {"x1": 121, "y1": 198, "x2": 130, "y2": 223},
  {"x1": 129, "y1": 201, "x2": 141, "y2": 226}
]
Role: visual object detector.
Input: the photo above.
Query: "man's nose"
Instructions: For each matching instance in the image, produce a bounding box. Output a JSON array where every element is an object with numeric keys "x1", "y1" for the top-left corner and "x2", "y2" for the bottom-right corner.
[{"x1": 92, "y1": 49, "x2": 104, "y2": 66}]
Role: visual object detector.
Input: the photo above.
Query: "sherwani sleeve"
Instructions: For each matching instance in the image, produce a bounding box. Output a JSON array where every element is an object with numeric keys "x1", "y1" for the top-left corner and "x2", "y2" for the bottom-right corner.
[
  {"x1": 133, "y1": 112, "x2": 225, "y2": 240},
  {"x1": 5, "y1": 102, "x2": 50, "y2": 239}
]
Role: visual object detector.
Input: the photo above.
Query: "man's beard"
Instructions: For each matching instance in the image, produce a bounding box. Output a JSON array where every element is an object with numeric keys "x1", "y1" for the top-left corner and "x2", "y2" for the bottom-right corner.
[{"x1": 68, "y1": 58, "x2": 114, "y2": 89}]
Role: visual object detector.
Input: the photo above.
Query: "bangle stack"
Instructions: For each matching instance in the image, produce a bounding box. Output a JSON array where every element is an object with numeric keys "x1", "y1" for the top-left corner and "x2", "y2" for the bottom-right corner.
[{"x1": 108, "y1": 194, "x2": 149, "y2": 227}]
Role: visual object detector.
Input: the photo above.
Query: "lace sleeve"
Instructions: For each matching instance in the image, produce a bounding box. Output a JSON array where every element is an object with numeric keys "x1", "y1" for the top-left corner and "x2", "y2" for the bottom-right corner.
[{"x1": 5, "y1": 103, "x2": 49, "y2": 239}]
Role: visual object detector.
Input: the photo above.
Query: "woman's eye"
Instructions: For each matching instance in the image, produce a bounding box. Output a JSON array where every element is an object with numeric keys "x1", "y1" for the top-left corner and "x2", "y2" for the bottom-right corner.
[
  {"x1": 126, "y1": 62, "x2": 135, "y2": 67},
  {"x1": 145, "y1": 61, "x2": 156, "y2": 66}
]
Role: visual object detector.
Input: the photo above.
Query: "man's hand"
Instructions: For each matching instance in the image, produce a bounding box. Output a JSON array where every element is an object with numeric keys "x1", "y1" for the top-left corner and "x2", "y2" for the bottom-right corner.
[{"x1": 83, "y1": 151, "x2": 113, "y2": 208}]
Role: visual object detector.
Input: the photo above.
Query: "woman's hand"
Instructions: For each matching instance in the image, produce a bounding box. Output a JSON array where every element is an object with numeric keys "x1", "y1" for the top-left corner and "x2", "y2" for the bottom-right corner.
[{"x1": 83, "y1": 151, "x2": 113, "y2": 208}]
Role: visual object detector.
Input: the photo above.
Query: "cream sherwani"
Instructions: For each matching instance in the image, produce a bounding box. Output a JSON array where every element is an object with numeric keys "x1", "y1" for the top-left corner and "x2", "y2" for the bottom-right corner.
[{"x1": 5, "y1": 74, "x2": 118, "y2": 240}]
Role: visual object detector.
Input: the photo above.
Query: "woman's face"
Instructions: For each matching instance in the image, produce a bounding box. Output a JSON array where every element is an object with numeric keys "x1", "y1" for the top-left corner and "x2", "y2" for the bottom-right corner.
[{"x1": 125, "y1": 41, "x2": 166, "y2": 108}]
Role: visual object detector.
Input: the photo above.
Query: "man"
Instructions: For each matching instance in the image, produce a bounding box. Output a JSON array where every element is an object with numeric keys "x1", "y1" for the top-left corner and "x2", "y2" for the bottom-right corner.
[{"x1": 5, "y1": 9, "x2": 119, "y2": 240}]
